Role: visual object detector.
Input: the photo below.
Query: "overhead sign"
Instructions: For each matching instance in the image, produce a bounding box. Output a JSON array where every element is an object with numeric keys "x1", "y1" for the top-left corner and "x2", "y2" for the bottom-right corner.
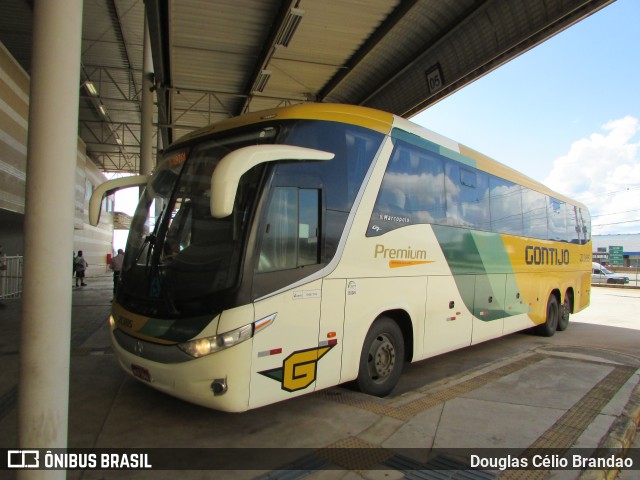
[
  {"x1": 425, "y1": 64, "x2": 444, "y2": 94},
  {"x1": 608, "y1": 246, "x2": 623, "y2": 266}
]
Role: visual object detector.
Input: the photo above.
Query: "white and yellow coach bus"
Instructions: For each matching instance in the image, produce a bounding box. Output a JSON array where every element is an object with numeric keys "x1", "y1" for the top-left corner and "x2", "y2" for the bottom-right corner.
[{"x1": 90, "y1": 104, "x2": 592, "y2": 412}]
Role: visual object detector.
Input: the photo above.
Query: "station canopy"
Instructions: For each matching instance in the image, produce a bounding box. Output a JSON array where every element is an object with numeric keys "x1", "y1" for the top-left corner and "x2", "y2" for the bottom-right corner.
[{"x1": 0, "y1": 0, "x2": 612, "y2": 173}]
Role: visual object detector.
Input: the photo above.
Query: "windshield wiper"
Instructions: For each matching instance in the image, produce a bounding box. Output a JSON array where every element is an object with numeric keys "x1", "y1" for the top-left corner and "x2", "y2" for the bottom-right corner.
[{"x1": 134, "y1": 205, "x2": 166, "y2": 268}]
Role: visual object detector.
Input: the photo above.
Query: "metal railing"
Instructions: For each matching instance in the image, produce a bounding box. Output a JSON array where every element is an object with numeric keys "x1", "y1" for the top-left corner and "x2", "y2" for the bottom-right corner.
[{"x1": 0, "y1": 255, "x2": 23, "y2": 299}]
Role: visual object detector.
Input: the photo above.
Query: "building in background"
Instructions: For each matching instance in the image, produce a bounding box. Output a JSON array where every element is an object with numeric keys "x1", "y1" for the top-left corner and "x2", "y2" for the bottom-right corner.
[
  {"x1": 592, "y1": 234, "x2": 640, "y2": 267},
  {"x1": 0, "y1": 43, "x2": 114, "y2": 275}
]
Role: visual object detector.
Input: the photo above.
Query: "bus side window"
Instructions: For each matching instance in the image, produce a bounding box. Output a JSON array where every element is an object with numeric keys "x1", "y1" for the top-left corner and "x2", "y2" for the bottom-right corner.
[
  {"x1": 567, "y1": 205, "x2": 581, "y2": 244},
  {"x1": 522, "y1": 188, "x2": 547, "y2": 239},
  {"x1": 445, "y1": 162, "x2": 489, "y2": 230},
  {"x1": 258, "y1": 187, "x2": 320, "y2": 273},
  {"x1": 489, "y1": 176, "x2": 523, "y2": 236},
  {"x1": 367, "y1": 141, "x2": 445, "y2": 236},
  {"x1": 548, "y1": 197, "x2": 568, "y2": 242},
  {"x1": 579, "y1": 207, "x2": 591, "y2": 244}
]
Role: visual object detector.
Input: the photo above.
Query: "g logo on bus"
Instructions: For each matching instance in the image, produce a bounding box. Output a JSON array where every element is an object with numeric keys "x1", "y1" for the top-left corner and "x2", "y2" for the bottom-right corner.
[{"x1": 259, "y1": 344, "x2": 335, "y2": 392}]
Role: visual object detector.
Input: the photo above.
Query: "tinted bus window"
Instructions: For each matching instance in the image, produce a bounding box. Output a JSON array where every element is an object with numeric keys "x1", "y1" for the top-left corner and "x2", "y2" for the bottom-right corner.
[
  {"x1": 258, "y1": 187, "x2": 320, "y2": 273},
  {"x1": 522, "y1": 188, "x2": 547, "y2": 239},
  {"x1": 489, "y1": 176, "x2": 523, "y2": 235},
  {"x1": 567, "y1": 205, "x2": 582, "y2": 244},
  {"x1": 445, "y1": 162, "x2": 489, "y2": 230},
  {"x1": 548, "y1": 197, "x2": 568, "y2": 242},
  {"x1": 368, "y1": 141, "x2": 445, "y2": 236},
  {"x1": 579, "y1": 208, "x2": 591, "y2": 244}
]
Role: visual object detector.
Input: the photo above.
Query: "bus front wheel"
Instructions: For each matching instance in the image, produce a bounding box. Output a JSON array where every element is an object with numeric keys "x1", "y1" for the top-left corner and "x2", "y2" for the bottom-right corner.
[
  {"x1": 356, "y1": 316, "x2": 405, "y2": 397},
  {"x1": 534, "y1": 294, "x2": 559, "y2": 337}
]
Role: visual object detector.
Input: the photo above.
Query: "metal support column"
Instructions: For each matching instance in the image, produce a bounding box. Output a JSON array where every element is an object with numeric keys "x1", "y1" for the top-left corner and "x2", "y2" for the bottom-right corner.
[
  {"x1": 140, "y1": 12, "x2": 154, "y2": 176},
  {"x1": 18, "y1": 2, "x2": 83, "y2": 479}
]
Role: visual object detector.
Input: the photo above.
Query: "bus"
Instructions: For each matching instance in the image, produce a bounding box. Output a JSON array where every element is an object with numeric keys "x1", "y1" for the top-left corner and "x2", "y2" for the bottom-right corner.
[{"x1": 90, "y1": 103, "x2": 592, "y2": 412}]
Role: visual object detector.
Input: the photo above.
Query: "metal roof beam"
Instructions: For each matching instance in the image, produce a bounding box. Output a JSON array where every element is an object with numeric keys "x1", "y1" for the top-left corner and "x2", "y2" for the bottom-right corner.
[
  {"x1": 145, "y1": 0, "x2": 171, "y2": 148},
  {"x1": 108, "y1": 0, "x2": 138, "y2": 102},
  {"x1": 398, "y1": 0, "x2": 614, "y2": 117},
  {"x1": 239, "y1": 0, "x2": 300, "y2": 115},
  {"x1": 318, "y1": 0, "x2": 420, "y2": 102}
]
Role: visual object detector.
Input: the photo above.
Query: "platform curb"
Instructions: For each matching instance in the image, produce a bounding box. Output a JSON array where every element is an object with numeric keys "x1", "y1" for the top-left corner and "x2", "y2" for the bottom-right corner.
[{"x1": 578, "y1": 377, "x2": 640, "y2": 480}]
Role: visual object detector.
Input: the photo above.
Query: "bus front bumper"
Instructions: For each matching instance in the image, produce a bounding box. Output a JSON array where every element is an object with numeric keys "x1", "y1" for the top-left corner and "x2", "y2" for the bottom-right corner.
[{"x1": 110, "y1": 326, "x2": 253, "y2": 412}]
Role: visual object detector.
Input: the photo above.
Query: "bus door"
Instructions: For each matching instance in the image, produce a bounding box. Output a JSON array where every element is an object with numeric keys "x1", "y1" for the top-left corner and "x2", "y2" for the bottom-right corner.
[{"x1": 248, "y1": 182, "x2": 327, "y2": 409}]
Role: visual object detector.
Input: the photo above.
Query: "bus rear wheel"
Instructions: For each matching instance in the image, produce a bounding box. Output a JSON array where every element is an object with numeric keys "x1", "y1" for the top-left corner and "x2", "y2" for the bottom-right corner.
[
  {"x1": 534, "y1": 294, "x2": 559, "y2": 337},
  {"x1": 356, "y1": 316, "x2": 404, "y2": 397}
]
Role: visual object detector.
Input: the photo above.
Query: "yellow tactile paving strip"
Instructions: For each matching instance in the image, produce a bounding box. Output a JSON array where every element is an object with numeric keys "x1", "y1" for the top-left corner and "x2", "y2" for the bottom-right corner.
[
  {"x1": 317, "y1": 436, "x2": 393, "y2": 472},
  {"x1": 319, "y1": 353, "x2": 546, "y2": 420},
  {"x1": 499, "y1": 365, "x2": 636, "y2": 480}
]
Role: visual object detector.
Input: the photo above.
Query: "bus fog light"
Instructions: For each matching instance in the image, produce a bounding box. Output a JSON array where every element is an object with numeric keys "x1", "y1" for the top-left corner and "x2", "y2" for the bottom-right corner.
[{"x1": 212, "y1": 378, "x2": 227, "y2": 396}]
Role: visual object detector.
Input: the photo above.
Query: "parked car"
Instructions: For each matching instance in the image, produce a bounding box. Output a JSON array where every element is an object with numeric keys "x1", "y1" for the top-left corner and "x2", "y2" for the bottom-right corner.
[{"x1": 591, "y1": 262, "x2": 629, "y2": 284}]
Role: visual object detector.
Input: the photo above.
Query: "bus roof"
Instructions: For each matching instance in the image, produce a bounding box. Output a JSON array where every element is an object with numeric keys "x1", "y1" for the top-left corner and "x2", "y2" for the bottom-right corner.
[
  {"x1": 175, "y1": 103, "x2": 394, "y2": 143},
  {"x1": 173, "y1": 103, "x2": 587, "y2": 211}
]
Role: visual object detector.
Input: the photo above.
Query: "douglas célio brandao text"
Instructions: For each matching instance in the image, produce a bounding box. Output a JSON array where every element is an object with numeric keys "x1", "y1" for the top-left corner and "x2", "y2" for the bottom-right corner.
[{"x1": 470, "y1": 454, "x2": 634, "y2": 470}]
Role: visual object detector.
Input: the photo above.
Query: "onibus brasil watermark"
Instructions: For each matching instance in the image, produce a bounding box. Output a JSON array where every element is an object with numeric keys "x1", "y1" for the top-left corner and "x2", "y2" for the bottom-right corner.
[{"x1": 7, "y1": 450, "x2": 151, "y2": 470}]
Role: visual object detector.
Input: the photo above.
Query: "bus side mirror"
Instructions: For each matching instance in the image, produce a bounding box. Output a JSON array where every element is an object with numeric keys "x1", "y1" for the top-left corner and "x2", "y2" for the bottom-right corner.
[
  {"x1": 210, "y1": 144, "x2": 334, "y2": 218},
  {"x1": 89, "y1": 175, "x2": 150, "y2": 226}
]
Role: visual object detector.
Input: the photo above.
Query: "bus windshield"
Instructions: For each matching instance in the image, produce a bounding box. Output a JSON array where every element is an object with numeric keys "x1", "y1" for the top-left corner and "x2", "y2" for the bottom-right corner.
[
  {"x1": 118, "y1": 118, "x2": 384, "y2": 320},
  {"x1": 120, "y1": 126, "x2": 276, "y2": 317}
]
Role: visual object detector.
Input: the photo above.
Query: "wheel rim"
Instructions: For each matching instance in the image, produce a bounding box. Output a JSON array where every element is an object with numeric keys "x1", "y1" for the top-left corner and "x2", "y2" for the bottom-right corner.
[{"x1": 367, "y1": 333, "x2": 396, "y2": 383}]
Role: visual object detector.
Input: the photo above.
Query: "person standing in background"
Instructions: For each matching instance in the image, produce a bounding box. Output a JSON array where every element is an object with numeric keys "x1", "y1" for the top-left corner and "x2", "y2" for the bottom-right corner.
[
  {"x1": 74, "y1": 250, "x2": 88, "y2": 287},
  {"x1": 109, "y1": 248, "x2": 125, "y2": 296}
]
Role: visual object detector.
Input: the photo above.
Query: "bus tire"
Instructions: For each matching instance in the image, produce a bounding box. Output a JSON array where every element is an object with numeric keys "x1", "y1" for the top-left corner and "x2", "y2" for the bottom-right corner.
[
  {"x1": 534, "y1": 294, "x2": 559, "y2": 337},
  {"x1": 557, "y1": 292, "x2": 572, "y2": 331},
  {"x1": 356, "y1": 316, "x2": 405, "y2": 397}
]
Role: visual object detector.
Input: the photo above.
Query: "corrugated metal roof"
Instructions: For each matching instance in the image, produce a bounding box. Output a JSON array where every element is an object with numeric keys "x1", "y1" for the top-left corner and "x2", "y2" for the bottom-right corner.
[{"x1": 0, "y1": 0, "x2": 614, "y2": 173}]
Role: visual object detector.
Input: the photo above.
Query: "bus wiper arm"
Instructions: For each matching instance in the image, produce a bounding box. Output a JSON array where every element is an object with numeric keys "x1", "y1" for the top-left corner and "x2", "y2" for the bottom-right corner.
[{"x1": 134, "y1": 205, "x2": 166, "y2": 266}]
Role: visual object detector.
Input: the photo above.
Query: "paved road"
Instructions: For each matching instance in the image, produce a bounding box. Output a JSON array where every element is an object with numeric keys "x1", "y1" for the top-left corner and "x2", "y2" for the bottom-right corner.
[
  {"x1": 393, "y1": 286, "x2": 640, "y2": 397},
  {"x1": 0, "y1": 280, "x2": 638, "y2": 480}
]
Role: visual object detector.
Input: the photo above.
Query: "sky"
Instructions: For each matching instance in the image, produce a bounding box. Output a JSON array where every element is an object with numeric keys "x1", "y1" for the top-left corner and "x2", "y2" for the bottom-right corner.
[
  {"x1": 113, "y1": 0, "x2": 639, "y2": 248},
  {"x1": 412, "y1": 0, "x2": 640, "y2": 236}
]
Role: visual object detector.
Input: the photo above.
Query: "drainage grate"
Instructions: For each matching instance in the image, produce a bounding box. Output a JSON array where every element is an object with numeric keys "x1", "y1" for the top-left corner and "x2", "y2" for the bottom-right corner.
[
  {"x1": 252, "y1": 453, "x2": 330, "y2": 480},
  {"x1": 386, "y1": 453, "x2": 496, "y2": 480}
]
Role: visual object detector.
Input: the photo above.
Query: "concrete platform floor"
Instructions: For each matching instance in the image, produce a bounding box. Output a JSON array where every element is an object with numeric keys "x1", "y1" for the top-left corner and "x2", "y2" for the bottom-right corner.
[{"x1": 0, "y1": 276, "x2": 638, "y2": 479}]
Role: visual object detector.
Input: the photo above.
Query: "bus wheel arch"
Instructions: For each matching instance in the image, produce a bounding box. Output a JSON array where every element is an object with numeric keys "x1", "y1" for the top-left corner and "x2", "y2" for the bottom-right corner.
[
  {"x1": 356, "y1": 312, "x2": 410, "y2": 397},
  {"x1": 534, "y1": 290, "x2": 560, "y2": 337},
  {"x1": 383, "y1": 309, "x2": 414, "y2": 362},
  {"x1": 557, "y1": 288, "x2": 574, "y2": 332}
]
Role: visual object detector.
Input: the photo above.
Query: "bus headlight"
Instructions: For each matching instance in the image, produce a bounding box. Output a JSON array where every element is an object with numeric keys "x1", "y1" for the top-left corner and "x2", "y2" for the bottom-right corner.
[
  {"x1": 179, "y1": 324, "x2": 252, "y2": 358},
  {"x1": 178, "y1": 313, "x2": 276, "y2": 358}
]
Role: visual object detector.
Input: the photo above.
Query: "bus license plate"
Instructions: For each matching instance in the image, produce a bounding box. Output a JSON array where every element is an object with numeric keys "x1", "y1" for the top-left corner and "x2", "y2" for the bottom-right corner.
[{"x1": 131, "y1": 364, "x2": 152, "y2": 382}]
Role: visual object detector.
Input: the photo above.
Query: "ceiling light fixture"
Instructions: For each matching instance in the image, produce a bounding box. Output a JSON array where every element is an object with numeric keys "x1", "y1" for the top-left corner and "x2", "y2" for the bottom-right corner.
[
  {"x1": 83, "y1": 80, "x2": 98, "y2": 96},
  {"x1": 275, "y1": 8, "x2": 304, "y2": 47},
  {"x1": 253, "y1": 70, "x2": 272, "y2": 93}
]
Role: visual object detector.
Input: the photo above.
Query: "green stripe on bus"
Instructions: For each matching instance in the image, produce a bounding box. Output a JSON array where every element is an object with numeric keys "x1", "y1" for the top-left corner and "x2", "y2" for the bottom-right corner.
[
  {"x1": 390, "y1": 128, "x2": 477, "y2": 167},
  {"x1": 432, "y1": 225, "x2": 518, "y2": 321}
]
